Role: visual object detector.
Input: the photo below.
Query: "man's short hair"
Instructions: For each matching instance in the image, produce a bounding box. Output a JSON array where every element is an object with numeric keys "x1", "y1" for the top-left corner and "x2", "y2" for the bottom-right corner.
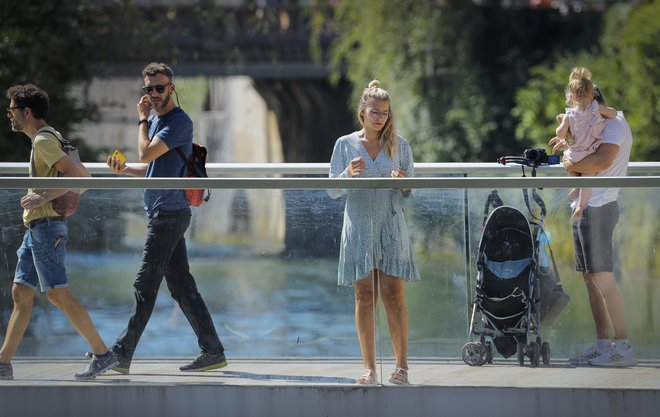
[
  {"x1": 6, "y1": 84, "x2": 49, "y2": 120},
  {"x1": 142, "y1": 62, "x2": 174, "y2": 80}
]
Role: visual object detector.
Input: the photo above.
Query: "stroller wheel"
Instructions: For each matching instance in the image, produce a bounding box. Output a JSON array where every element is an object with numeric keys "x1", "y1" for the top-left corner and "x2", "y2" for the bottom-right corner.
[
  {"x1": 516, "y1": 342, "x2": 525, "y2": 366},
  {"x1": 541, "y1": 342, "x2": 551, "y2": 365},
  {"x1": 529, "y1": 341, "x2": 541, "y2": 367},
  {"x1": 462, "y1": 342, "x2": 485, "y2": 366}
]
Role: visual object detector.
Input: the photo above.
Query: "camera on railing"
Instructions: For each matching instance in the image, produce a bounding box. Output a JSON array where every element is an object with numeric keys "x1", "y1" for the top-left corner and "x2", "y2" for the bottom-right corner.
[
  {"x1": 498, "y1": 148, "x2": 560, "y2": 167},
  {"x1": 522, "y1": 148, "x2": 560, "y2": 165}
]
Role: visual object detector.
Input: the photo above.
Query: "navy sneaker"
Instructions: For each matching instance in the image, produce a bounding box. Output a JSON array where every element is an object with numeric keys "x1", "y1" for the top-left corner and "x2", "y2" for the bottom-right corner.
[
  {"x1": 179, "y1": 352, "x2": 228, "y2": 372},
  {"x1": 0, "y1": 361, "x2": 13, "y2": 380},
  {"x1": 75, "y1": 351, "x2": 120, "y2": 380},
  {"x1": 85, "y1": 348, "x2": 130, "y2": 374}
]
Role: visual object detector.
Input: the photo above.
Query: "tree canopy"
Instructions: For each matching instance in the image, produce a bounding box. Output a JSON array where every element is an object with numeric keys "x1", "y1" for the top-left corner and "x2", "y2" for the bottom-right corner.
[
  {"x1": 514, "y1": 1, "x2": 660, "y2": 161},
  {"x1": 320, "y1": 0, "x2": 658, "y2": 162},
  {"x1": 1, "y1": 1, "x2": 658, "y2": 163},
  {"x1": 0, "y1": 1, "x2": 100, "y2": 161}
]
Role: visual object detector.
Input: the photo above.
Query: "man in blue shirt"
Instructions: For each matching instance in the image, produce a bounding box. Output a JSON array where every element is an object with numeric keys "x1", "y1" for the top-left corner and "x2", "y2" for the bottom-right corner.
[{"x1": 107, "y1": 63, "x2": 227, "y2": 373}]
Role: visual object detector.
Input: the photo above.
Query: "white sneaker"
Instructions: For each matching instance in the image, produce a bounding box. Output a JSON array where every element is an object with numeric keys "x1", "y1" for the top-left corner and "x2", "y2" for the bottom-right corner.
[
  {"x1": 589, "y1": 345, "x2": 639, "y2": 367},
  {"x1": 568, "y1": 342, "x2": 613, "y2": 365}
]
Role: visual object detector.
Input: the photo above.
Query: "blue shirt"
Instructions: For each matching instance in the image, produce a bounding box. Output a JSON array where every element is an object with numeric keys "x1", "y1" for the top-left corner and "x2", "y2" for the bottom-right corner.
[{"x1": 144, "y1": 107, "x2": 193, "y2": 214}]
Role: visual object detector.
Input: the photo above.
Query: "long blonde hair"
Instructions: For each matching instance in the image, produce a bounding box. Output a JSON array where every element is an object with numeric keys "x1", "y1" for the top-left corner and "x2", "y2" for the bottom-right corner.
[
  {"x1": 357, "y1": 80, "x2": 397, "y2": 158},
  {"x1": 565, "y1": 67, "x2": 594, "y2": 108}
]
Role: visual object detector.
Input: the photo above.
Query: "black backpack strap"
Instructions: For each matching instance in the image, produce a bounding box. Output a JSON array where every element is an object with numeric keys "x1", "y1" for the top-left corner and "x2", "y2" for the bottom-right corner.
[
  {"x1": 523, "y1": 188, "x2": 546, "y2": 222},
  {"x1": 546, "y1": 239, "x2": 561, "y2": 285},
  {"x1": 482, "y1": 190, "x2": 503, "y2": 226},
  {"x1": 175, "y1": 146, "x2": 194, "y2": 173},
  {"x1": 175, "y1": 145, "x2": 211, "y2": 203},
  {"x1": 39, "y1": 127, "x2": 68, "y2": 147},
  {"x1": 519, "y1": 162, "x2": 546, "y2": 222},
  {"x1": 30, "y1": 128, "x2": 66, "y2": 174}
]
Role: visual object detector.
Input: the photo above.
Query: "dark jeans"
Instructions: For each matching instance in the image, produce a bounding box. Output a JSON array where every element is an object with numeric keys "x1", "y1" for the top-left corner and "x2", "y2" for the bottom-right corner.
[{"x1": 114, "y1": 208, "x2": 223, "y2": 361}]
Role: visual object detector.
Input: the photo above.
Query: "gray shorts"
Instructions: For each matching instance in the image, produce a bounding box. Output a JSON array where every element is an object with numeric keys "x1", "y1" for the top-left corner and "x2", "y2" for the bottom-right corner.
[{"x1": 572, "y1": 201, "x2": 619, "y2": 273}]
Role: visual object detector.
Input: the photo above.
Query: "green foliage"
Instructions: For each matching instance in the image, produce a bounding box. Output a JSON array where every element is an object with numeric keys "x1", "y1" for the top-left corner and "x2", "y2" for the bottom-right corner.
[
  {"x1": 326, "y1": 0, "x2": 440, "y2": 153},
  {"x1": 618, "y1": 0, "x2": 660, "y2": 160},
  {"x1": 512, "y1": 53, "x2": 596, "y2": 149},
  {"x1": 514, "y1": 1, "x2": 660, "y2": 161},
  {"x1": 323, "y1": 0, "x2": 606, "y2": 162},
  {"x1": 0, "y1": 0, "x2": 234, "y2": 162},
  {"x1": 0, "y1": 1, "x2": 101, "y2": 161}
]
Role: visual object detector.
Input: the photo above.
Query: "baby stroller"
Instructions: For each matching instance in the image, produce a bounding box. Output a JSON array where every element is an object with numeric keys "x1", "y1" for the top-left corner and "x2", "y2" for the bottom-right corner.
[{"x1": 461, "y1": 154, "x2": 569, "y2": 367}]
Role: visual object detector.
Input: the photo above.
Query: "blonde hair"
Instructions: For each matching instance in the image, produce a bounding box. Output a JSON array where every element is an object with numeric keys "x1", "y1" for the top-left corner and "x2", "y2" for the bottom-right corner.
[
  {"x1": 357, "y1": 80, "x2": 397, "y2": 158},
  {"x1": 565, "y1": 67, "x2": 594, "y2": 108}
]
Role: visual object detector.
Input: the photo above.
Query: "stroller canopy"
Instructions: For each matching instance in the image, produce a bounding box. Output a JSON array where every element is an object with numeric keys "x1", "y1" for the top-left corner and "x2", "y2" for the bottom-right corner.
[{"x1": 478, "y1": 206, "x2": 534, "y2": 297}]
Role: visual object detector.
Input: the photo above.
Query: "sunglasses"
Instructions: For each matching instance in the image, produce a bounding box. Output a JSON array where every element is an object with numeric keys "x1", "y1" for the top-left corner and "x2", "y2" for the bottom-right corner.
[{"x1": 142, "y1": 83, "x2": 170, "y2": 95}]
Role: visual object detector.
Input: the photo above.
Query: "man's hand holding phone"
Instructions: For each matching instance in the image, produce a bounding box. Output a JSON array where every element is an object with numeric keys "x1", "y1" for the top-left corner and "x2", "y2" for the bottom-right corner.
[
  {"x1": 107, "y1": 149, "x2": 127, "y2": 174},
  {"x1": 137, "y1": 95, "x2": 152, "y2": 120}
]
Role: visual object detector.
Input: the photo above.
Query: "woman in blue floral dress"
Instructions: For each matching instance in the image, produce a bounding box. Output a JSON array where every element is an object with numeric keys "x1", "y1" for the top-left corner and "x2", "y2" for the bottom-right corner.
[{"x1": 329, "y1": 80, "x2": 420, "y2": 385}]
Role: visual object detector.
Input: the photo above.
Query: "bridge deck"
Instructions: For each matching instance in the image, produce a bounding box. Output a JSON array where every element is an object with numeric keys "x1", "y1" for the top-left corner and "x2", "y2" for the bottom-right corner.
[{"x1": 2, "y1": 358, "x2": 658, "y2": 417}]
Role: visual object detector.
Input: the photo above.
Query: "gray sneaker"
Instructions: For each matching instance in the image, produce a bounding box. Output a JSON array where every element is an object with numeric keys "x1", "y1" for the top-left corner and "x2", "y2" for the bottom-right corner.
[
  {"x1": 75, "y1": 351, "x2": 120, "y2": 380},
  {"x1": 179, "y1": 352, "x2": 228, "y2": 372},
  {"x1": 0, "y1": 361, "x2": 13, "y2": 380},
  {"x1": 568, "y1": 342, "x2": 613, "y2": 365},
  {"x1": 589, "y1": 344, "x2": 639, "y2": 367},
  {"x1": 85, "y1": 349, "x2": 130, "y2": 374}
]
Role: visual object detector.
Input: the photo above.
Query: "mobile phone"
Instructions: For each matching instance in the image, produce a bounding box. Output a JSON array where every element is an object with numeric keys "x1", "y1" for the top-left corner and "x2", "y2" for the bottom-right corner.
[{"x1": 111, "y1": 149, "x2": 127, "y2": 165}]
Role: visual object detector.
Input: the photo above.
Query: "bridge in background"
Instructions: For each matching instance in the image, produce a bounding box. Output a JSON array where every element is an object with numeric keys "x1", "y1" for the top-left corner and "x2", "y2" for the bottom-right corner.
[{"x1": 90, "y1": 2, "x2": 352, "y2": 163}]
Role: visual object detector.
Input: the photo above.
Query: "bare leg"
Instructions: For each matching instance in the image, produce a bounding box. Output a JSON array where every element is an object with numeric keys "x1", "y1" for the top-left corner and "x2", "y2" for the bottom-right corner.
[
  {"x1": 572, "y1": 172, "x2": 595, "y2": 222},
  {"x1": 587, "y1": 272, "x2": 628, "y2": 340},
  {"x1": 583, "y1": 272, "x2": 612, "y2": 339},
  {"x1": 0, "y1": 284, "x2": 35, "y2": 363},
  {"x1": 47, "y1": 288, "x2": 109, "y2": 355},
  {"x1": 354, "y1": 272, "x2": 378, "y2": 374},
  {"x1": 568, "y1": 171, "x2": 580, "y2": 201},
  {"x1": 379, "y1": 272, "x2": 409, "y2": 370}
]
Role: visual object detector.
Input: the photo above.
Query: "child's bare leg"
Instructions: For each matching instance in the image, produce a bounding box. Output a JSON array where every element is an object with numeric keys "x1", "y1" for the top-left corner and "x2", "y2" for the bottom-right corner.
[{"x1": 572, "y1": 172, "x2": 595, "y2": 222}]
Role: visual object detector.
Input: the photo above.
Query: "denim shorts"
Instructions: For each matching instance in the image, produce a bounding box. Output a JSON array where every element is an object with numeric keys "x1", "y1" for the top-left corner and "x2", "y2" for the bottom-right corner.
[
  {"x1": 572, "y1": 201, "x2": 619, "y2": 273},
  {"x1": 14, "y1": 219, "x2": 69, "y2": 292}
]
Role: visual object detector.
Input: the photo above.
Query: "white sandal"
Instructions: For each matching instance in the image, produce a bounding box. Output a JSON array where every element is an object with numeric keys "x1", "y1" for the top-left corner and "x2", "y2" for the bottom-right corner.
[
  {"x1": 356, "y1": 369, "x2": 377, "y2": 384},
  {"x1": 388, "y1": 367, "x2": 409, "y2": 385}
]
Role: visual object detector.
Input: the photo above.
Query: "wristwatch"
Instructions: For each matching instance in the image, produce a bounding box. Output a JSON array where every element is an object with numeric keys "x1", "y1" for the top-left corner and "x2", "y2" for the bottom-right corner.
[{"x1": 138, "y1": 119, "x2": 149, "y2": 126}]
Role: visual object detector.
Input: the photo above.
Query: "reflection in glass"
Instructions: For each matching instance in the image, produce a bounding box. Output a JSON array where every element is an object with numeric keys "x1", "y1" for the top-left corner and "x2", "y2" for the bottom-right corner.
[{"x1": 0, "y1": 184, "x2": 656, "y2": 362}]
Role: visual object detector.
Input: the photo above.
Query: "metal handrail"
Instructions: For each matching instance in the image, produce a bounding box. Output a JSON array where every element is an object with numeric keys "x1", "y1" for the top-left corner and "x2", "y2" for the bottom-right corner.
[
  {"x1": 0, "y1": 161, "x2": 658, "y2": 177},
  {"x1": 0, "y1": 175, "x2": 658, "y2": 190}
]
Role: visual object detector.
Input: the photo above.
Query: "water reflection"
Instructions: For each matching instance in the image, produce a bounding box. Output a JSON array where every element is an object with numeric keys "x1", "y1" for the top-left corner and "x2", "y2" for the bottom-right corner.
[{"x1": 0, "y1": 186, "x2": 657, "y2": 361}]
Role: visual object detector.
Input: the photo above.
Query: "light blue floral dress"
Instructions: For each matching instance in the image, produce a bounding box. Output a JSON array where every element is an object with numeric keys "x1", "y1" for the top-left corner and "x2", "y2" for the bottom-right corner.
[{"x1": 329, "y1": 132, "x2": 420, "y2": 286}]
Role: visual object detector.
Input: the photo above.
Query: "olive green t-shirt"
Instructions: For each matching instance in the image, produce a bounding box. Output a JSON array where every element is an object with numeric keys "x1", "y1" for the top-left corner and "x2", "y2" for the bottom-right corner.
[{"x1": 24, "y1": 128, "x2": 66, "y2": 226}]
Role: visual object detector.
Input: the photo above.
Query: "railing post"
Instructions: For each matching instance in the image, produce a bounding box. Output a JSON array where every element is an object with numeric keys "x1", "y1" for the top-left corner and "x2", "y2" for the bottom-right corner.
[{"x1": 463, "y1": 174, "x2": 472, "y2": 338}]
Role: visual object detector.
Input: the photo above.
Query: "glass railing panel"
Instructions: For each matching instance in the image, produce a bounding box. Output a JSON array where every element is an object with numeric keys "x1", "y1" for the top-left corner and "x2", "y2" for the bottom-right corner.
[
  {"x1": 0, "y1": 171, "x2": 657, "y2": 370},
  {"x1": 373, "y1": 188, "x2": 469, "y2": 363},
  {"x1": 532, "y1": 186, "x2": 659, "y2": 360},
  {"x1": 458, "y1": 184, "x2": 659, "y2": 365},
  {"x1": 0, "y1": 187, "x2": 369, "y2": 361},
  {"x1": 373, "y1": 181, "x2": 659, "y2": 369}
]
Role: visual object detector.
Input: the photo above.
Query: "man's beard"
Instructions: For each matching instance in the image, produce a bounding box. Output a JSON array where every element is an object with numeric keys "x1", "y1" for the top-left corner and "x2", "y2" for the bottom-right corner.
[
  {"x1": 10, "y1": 119, "x2": 24, "y2": 132},
  {"x1": 152, "y1": 94, "x2": 171, "y2": 111}
]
